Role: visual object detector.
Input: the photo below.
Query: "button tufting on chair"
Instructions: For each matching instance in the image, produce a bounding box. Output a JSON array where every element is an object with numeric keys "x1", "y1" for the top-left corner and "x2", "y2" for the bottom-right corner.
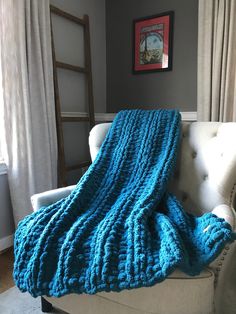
[
  {"x1": 174, "y1": 171, "x2": 179, "y2": 180},
  {"x1": 182, "y1": 130, "x2": 189, "y2": 138},
  {"x1": 182, "y1": 193, "x2": 188, "y2": 202}
]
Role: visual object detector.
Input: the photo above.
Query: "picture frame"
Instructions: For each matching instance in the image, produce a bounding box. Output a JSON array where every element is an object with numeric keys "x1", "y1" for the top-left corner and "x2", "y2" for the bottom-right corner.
[{"x1": 133, "y1": 11, "x2": 174, "y2": 74}]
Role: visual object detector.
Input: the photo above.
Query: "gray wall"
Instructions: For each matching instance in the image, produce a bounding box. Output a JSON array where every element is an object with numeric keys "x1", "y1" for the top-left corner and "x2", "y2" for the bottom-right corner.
[
  {"x1": 50, "y1": 0, "x2": 106, "y2": 184},
  {"x1": 106, "y1": 0, "x2": 198, "y2": 113}
]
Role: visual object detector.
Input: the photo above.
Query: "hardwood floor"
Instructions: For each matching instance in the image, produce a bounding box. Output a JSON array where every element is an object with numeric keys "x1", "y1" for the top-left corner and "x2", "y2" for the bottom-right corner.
[{"x1": 0, "y1": 247, "x2": 14, "y2": 293}]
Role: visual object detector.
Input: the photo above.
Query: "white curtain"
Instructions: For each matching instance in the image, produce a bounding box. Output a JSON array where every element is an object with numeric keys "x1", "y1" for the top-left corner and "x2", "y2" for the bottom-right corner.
[
  {"x1": 198, "y1": 0, "x2": 236, "y2": 121},
  {"x1": 0, "y1": 0, "x2": 57, "y2": 225}
]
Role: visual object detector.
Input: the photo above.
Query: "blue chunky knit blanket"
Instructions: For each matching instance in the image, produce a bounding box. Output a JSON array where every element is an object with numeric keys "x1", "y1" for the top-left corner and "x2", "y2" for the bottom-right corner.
[{"x1": 14, "y1": 109, "x2": 235, "y2": 297}]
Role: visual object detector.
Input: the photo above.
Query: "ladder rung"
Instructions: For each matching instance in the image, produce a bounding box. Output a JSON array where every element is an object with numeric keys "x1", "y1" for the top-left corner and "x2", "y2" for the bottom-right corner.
[
  {"x1": 66, "y1": 161, "x2": 91, "y2": 171},
  {"x1": 50, "y1": 5, "x2": 85, "y2": 26},
  {"x1": 56, "y1": 61, "x2": 87, "y2": 73},
  {"x1": 61, "y1": 116, "x2": 90, "y2": 122}
]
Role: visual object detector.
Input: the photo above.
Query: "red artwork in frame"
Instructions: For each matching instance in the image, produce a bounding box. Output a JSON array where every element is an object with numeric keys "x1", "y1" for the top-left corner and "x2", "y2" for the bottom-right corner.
[{"x1": 133, "y1": 11, "x2": 174, "y2": 73}]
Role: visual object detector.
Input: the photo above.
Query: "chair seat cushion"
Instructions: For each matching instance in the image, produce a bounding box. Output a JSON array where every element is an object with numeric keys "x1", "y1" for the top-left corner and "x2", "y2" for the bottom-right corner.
[{"x1": 47, "y1": 269, "x2": 214, "y2": 314}]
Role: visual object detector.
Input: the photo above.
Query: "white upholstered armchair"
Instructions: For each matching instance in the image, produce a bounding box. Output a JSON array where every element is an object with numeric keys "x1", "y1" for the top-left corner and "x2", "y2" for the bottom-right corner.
[{"x1": 31, "y1": 122, "x2": 236, "y2": 314}]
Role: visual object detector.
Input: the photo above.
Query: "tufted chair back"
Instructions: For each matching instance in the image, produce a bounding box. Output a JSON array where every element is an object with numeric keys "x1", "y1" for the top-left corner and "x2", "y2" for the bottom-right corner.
[{"x1": 89, "y1": 122, "x2": 236, "y2": 217}]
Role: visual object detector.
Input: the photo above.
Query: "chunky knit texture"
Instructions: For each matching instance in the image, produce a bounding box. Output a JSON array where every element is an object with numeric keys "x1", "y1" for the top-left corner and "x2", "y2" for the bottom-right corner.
[{"x1": 14, "y1": 109, "x2": 235, "y2": 297}]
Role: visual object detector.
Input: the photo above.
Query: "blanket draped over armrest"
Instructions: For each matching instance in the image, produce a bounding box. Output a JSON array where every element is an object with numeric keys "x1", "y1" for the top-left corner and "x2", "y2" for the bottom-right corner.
[{"x1": 14, "y1": 109, "x2": 235, "y2": 297}]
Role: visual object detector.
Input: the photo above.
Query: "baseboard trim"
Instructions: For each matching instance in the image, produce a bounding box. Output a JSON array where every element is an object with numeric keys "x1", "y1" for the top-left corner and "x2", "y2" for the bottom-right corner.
[
  {"x1": 181, "y1": 111, "x2": 197, "y2": 121},
  {"x1": 0, "y1": 234, "x2": 14, "y2": 252},
  {"x1": 61, "y1": 111, "x2": 197, "y2": 122}
]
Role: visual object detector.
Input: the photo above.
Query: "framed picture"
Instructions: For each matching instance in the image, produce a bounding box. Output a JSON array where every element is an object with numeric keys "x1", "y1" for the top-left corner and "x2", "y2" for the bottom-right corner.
[{"x1": 133, "y1": 11, "x2": 174, "y2": 73}]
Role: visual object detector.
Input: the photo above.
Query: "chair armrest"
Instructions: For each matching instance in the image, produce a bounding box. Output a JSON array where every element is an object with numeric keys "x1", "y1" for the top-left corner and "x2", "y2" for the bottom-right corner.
[
  {"x1": 212, "y1": 204, "x2": 236, "y2": 230},
  {"x1": 209, "y1": 204, "x2": 236, "y2": 312},
  {"x1": 31, "y1": 185, "x2": 76, "y2": 211},
  {"x1": 209, "y1": 204, "x2": 236, "y2": 282}
]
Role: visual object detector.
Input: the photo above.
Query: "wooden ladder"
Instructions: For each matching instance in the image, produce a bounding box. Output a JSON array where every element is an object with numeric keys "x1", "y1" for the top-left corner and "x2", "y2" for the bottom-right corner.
[{"x1": 50, "y1": 5, "x2": 95, "y2": 187}]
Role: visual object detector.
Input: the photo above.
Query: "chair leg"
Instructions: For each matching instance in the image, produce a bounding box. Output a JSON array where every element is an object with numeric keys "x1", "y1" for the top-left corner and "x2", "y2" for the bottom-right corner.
[{"x1": 41, "y1": 297, "x2": 53, "y2": 313}]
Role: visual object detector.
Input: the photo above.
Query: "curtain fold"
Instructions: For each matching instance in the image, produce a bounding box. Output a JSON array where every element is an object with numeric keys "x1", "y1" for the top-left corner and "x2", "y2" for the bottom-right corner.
[
  {"x1": 198, "y1": 0, "x2": 236, "y2": 121},
  {"x1": 0, "y1": 0, "x2": 57, "y2": 225}
]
